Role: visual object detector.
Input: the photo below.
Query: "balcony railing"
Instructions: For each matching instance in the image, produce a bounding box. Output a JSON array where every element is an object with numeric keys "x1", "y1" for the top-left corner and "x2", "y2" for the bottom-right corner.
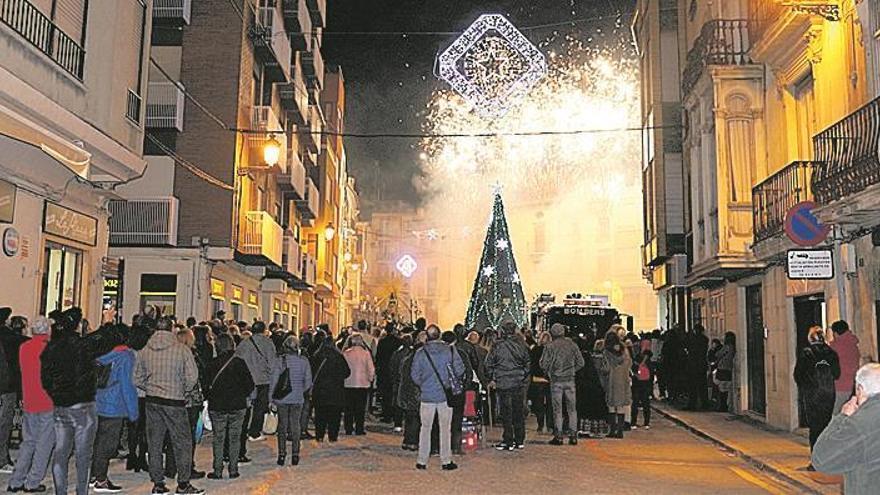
[
  {"x1": 295, "y1": 176, "x2": 319, "y2": 219},
  {"x1": 146, "y1": 82, "x2": 185, "y2": 130},
  {"x1": 254, "y1": 3, "x2": 291, "y2": 81},
  {"x1": 276, "y1": 52, "x2": 308, "y2": 124},
  {"x1": 1, "y1": 0, "x2": 85, "y2": 79},
  {"x1": 108, "y1": 197, "x2": 179, "y2": 246},
  {"x1": 125, "y1": 89, "x2": 142, "y2": 125},
  {"x1": 282, "y1": 0, "x2": 310, "y2": 50},
  {"x1": 302, "y1": 44, "x2": 324, "y2": 89},
  {"x1": 249, "y1": 105, "x2": 287, "y2": 172},
  {"x1": 283, "y1": 234, "x2": 302, "y2": 278},
  {"x1": 682, "y1": 20, "x2": 752, "y2": 95},
  {"x1": 153, "y1": 0, "x2": 191, "y2": 24},
  {"x1": 305, "y1": 0, "x2": 325, "y2": 28},
  {"x1": 749, "y1": 0, "x2": 841, "y2": 46},
  {"x1": 280, "y1": 147, "x2": 306, "y2": 198},
  {"x1": 239, "y1": 211, "x2": 284, "y2": 266},
  {"x1": 752, "y1": 161, "x2": 816, "y2": 243},
  {"x1": 812, "y1": 96, "x2": 880, "y2": 205}
]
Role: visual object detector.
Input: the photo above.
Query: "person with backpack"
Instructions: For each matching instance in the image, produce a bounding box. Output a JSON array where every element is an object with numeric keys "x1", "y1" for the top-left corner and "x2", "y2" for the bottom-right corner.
[
  {"x1": 631, "y1": 350, "x2": 654, "y2": 430},
  {"x1": 270, "y1": 336, "x2": 312, "y2": 466},
  {"x1": 89, "y1": 324, "x2": 138, "y2": 493},
  {"x1": 204, "y1": 334, "x2": 254, "y2": 480},
  {"x1": 794, "y1": 325, "x2": 840, "y2": 468}
]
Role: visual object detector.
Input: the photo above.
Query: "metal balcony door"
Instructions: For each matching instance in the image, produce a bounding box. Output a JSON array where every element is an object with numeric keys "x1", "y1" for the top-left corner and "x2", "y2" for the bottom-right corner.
[{"x1": 745, "y1": 284, "x2": 766, "y2": 415}]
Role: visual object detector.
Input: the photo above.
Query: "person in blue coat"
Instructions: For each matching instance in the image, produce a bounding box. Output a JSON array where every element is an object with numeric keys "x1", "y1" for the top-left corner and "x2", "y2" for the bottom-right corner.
[
  {"x1": 91, "y1": 328, "x2": 139, "y2": 493},
  {"x1": 269, "y1": 336, "x2": 312, "y2": 466}
]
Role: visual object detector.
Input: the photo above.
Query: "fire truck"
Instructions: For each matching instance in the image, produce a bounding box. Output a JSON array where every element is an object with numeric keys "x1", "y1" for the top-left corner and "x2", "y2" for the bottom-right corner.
[{"x1": 530, "y1": 293, "x2": 628, "y2": 339}]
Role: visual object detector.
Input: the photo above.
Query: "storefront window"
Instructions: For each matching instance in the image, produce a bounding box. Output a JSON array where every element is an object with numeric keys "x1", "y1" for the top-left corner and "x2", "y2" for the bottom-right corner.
[
  {"x1": 211, "y1": 299, "x2": 224, "y2": 320},
  {"x1": 140, "y1": 274, "x2": 177, "y2": 318},
  {"x1": 231, "y1": 302, "x2": 242, "y2": 321},
  {"x1": 40, "y1": 242, "x2": 82, "y2": 315}
]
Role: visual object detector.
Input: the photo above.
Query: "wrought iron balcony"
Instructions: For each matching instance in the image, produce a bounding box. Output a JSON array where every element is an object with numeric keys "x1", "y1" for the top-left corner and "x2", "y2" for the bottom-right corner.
[
  {"x1": 146, "y1": 82, "x2": 185, "y2": 130},
  {"x1": 108, "y1": 197, "x2": 179, "y2": 246},
  {"x1": 682, "y1": 19, "x2": 752, "y2": 95},
  {"x1": 0, "y1": 0, "x2": 85, "y2": 79},
  {"x1": 752, "y1": 161, "x2": 817, "y2": 244},
  {"x1": 812, "y1": 96, "x2": 880, "y2": 205},
  {"x1": 125, "y1": 89, "x2": 142, "y2": 125},
  {"x1": 238, "y1": 210, "x2": 284, "y2": 267},
  {"x1": 153, "y1": 0, "x2": 191, "y2": 24}
]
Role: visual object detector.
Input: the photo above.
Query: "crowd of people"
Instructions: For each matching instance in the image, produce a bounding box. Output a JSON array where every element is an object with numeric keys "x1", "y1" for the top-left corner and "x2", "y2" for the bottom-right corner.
[{"x1": 0, "y1": 303, "x2": 875, "y2": 493}]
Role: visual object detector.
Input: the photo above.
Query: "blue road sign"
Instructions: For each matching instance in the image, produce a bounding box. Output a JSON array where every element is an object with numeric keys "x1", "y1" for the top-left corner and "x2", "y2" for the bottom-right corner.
[{"x1": 784, "y1": 201, "x2": 829, "y2": 247}]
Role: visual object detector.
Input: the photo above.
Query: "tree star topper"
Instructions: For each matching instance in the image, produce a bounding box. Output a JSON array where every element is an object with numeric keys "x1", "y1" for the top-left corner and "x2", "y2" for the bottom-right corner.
[{"x1": 438, "y1": 14, "x2": 547, "y2": 118}]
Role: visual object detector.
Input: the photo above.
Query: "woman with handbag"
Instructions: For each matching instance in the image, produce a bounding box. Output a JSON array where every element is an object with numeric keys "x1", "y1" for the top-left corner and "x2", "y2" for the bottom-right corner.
[{"x1": 270, "y1": 336, "x2": 312, "y2": 466}]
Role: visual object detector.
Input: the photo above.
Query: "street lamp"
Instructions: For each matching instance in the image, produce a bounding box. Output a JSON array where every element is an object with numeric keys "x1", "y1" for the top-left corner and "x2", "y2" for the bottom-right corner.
[
  {"x1": 324, "y1": 222, "x2": 336, "y2": 241},
  {"x1": 263, "y1": 134, "x2": 282, "y2": 167}
]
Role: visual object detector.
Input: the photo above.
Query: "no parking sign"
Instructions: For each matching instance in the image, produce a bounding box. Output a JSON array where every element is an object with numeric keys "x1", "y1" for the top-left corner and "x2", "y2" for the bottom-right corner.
[{"x1": 784, "y1": 201, "x2": 829, "y2": 247}]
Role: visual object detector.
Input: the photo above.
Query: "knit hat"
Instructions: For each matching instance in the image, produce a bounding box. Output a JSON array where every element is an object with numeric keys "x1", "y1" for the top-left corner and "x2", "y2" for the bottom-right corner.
[{"x1": 550, "y1": 323, "x2": 567, "y2": 338}]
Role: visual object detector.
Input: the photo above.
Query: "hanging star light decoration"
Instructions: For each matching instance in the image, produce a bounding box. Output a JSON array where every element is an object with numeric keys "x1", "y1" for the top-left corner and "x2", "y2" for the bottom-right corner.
[
  {"x1": 426, "y1": 229, "x2": 440, "y2": 241},
  {"x1": 495, "y1": 239, "x2": 509, "y2": 250},
  {"x1": 482, "y1": 265, "x2": 496, "y2": 278},
  {"x1": 437, "y1": 14, "x2": 547, "y2": 118},
  {"x1": 396, "y1": 255, "x2": 418, "y2": 278}
]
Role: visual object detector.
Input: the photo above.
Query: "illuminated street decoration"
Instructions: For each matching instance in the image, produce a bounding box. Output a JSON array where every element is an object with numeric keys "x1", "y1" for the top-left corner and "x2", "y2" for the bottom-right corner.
[
  {"x1": 437, "y1": 14, "x2": 547, "y2": 118},
  {"x1": 396, "y1": 254, "x2": 418, "y2": 278},
  {"x1": 495, "y1": 239, "x2": 508, "y2": 250}
]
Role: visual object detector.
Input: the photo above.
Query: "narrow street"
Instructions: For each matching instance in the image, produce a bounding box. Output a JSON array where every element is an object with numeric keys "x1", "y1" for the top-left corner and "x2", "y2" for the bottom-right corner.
[{"x1": 94, "y1": 416, "x2": 799, "y2": 495}]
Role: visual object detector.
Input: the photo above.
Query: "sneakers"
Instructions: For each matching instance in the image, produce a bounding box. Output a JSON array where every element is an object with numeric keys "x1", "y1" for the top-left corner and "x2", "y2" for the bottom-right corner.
[
  {"x1": 291, "y1": 455, "x2": 299, "y2": 466},
  {"x1": 643, "y1": 425, "x2": 651, "y2": 430},
  {"x1": 7, "y1": 487, "x2": 22, "y2": 493},
  {"x1": 568, "y1": 437, "x2": 578, "y2": 446},
  {"x1": 0, "y1": 464, "x2": 13, "y2": 474},
  {"x1": 277, "y1": 455, "x2": 286, "y2": 466},
  {"x1": 92, "y1": 480, "x2": 123, "y2": 493},
  {"x1": 190, "y1": 470, "x2": 206, "y2": 480},
  {"x1": 515, "y1": 443, "x2": 525, "y2": 450},
  {"x1": 441, "y1": 462, "x2": 458, "y2": 471},
  {"x1": 247, "y1": 434, "x2": 265, "y2": 442},
  {"x1": 494, "y1": 442, "x2": 514, "y2": 451},
  {"x1": 548, "y1": 437, "x2": 564, "y2": 446},
  {"x1": 206, "y1": 473, "x2": 222, "y2": 480},
  {"x1": 151, "y1": 484, "x2": 170, "y2": 495},
  {"x1": 393, "y1": 426, "x2": 403, "y2": 433},
  {"x1": 415, "y1": 463, "x2": 427, "y2": 470},
  {"x1": 22, "y1": 487, "x2": 46, "y2": 494},
  {"x1": 174, "y1": 484, "x2": 205, "y2": 495},
  {"x1": 237, "y1": 456, "x2": 252, "y2": 464},
  {"x1": 631, "y1": 425, "x2": 639, "y2": 430}
]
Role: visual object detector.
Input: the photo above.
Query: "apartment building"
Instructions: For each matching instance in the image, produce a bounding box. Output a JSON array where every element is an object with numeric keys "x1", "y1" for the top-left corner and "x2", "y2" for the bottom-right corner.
[
  {"x1": 0, "y1": 0, "x2": 150, "y2": 323},
  {"x1": 108, "y1": 0, "x2": 326, "y2": 329}
]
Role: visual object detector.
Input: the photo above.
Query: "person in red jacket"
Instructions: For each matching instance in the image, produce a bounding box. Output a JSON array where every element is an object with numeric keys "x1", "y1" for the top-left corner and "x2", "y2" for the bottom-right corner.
[
  {"x1": 830, "y1": 320, "x2": 861, "y2": 413},
  {"x1": 7, "y1": 317, "x2": 54, "y2": 493}
]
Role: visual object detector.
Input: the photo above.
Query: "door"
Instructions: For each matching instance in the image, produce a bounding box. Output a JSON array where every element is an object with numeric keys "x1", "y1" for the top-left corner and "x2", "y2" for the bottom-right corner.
[
  {"x1": 745, "y1": 285, "x2": 766, "y2": 415},
  {"x1": 40, "y1": 242, "x2": 83, "y2": 316},
  {"x1": 794, "y1": 294, "x2": 826, "y2": 427}
]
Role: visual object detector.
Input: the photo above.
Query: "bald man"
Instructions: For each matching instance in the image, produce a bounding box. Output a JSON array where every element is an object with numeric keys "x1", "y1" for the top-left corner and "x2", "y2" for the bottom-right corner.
[{"x1": 812, "y1": 363, "x2": 880, "y2": 495}]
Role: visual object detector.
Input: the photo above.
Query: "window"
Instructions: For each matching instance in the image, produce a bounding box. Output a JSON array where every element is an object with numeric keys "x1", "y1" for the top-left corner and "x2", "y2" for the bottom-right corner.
[
  {"x1": 793, "y1": 75, "x2": 817, "y2": 161},
  {"x1": 40, "y1": 242, "x2": 82, "y2": 315},
  {"x1": 139, "y1": 274, "x2": 177, "y2": 317},
  {"x1": 1, "y1": 0, "x2": 88, "y2": 78},
  {"x1": 123, "y1": 0, "x2": 147, "y2": 124}
]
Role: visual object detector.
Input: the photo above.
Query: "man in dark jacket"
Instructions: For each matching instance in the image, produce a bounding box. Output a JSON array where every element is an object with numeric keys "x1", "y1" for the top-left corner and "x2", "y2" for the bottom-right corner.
[
  {"x1": 204, "y1": 334, "x2": 254, "y2": 479},
  {"x1": 0, "y1": 307, "x2": 28, "y2": 470},
  {"x1": 40, "y1": 307, "x2": 97, "y2": 495},
  {"x1": 686, "y1": 325, "x2": 710, "y2": 410},
  {"x1": 794, "y1": 326, "x2": 840, "y2": 459},
  {"x1": 540, "y1": 323, "x2": 585, "y2": 445},
  {"x1": 235, "y1": 321, "x2": 276, "y2": 442},
  {"x1": 813, "y1": 363, "x2": 880, "y2": 495},
  {"x1": 309, "y1": 338, "x2": 350, "y2": 442},
  {"x1": 376, "y1": 323, "x2": 403, "y2": 422},
  {"x1": 486, "y1": 321, "x2": 530, "y2": 451}
]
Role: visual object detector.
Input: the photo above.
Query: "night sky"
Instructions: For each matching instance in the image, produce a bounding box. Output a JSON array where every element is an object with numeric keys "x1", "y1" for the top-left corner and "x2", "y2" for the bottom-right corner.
[{"x1": 323, "y1": 0, "x2": 636, "y2": 211}]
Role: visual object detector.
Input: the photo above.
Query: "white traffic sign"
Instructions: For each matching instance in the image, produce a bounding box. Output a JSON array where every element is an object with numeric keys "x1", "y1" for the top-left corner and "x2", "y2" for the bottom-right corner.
[{"x1": 787, "y1": 249, "x2": 834, "y2": 280}]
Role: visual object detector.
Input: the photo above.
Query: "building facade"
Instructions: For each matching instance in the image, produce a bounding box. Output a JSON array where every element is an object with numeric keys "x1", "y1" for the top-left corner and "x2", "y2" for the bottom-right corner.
[
  {"x1": 640, "y1": 0, "x2": 880, "y2": 431},
  {"x1": 0, "y1": 0, "x2": 150, "y2": 324},
  {"x1": 108, "y1": 0, "x2": 339, "y2": 331}
]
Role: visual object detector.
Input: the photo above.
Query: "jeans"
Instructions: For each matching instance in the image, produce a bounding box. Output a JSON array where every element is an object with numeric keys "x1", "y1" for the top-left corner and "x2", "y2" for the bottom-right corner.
[
  {"x1": 276, "y1": 404, "x2": 303, "y2": 457},
  {"x1": 9, "y1": 411, "x2": 54, "y2": 490},
  {"x1": 128, "y1": 398, "x2": 147, "y2": 467},
  {"x1": 451, "y1": 399, "x2": 464, "y2": 453},
  {"x1": 314, "y1": 405, "x2": 342, "y2": 441},
  {"x1": 165, "y1": 406, "x2": 200, "y2": 477},
  {"x1": 209, "y1": 410, "x2": 245, "y2": 476},
  {"x1": 403, "y1": 409, "x2": 420, "y2": 446},
  {"x1": 551, "y1": 381, "x2": 577, "y2": 438},
  {"x1": 52, "y1": 403, "x2": 98, "y2": 495},
  {"x1": 247, "y1": 385, "x2": 269, "y2": 438},
  {"x1": 418, "y1": 402, "x2": 452, "y2": 466},
  {"x1": 343, "y1": 388, "x2": 369, "y2": 434},
  {"x1": 300, "y1": 395, "x2": 311, "y2": 435},
  {"x1": 90, "y1": 416, "x2": 124, "y2": 481},
  {"x1": 631, "y1": 381, "x2": 651, "y2": 426},
  {"x1": 0, "y1": 392, "x2": 17, "y2": 463},
  {"x1": 146, "y1": 401, "x2": 192, "y2": 485},
  {"x1": 498, "y1": 387, "x2": 526, "y2": 445}
]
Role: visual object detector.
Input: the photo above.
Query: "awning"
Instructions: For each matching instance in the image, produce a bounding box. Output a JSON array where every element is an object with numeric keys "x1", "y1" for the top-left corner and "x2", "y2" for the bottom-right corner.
[{"x1": 0, "y1": 102, "x2": 91, "y2": 178}]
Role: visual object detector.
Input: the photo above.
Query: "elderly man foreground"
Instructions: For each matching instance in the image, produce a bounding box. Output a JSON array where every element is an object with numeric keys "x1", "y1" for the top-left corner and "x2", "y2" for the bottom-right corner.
[{"x1": 812, "y1": 363, "x2": 880, "y2": 495}]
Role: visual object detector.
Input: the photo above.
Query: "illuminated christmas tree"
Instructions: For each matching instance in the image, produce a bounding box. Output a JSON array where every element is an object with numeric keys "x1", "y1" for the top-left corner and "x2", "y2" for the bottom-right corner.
[{"x1": 465, "y1": 191, "x2": 527, "y2": 331}]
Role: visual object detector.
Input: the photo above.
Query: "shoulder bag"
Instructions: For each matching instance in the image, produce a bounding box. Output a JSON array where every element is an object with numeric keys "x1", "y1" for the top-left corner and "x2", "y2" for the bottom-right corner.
[{"x1": 424, "y1": 347, "x2": 465, "y2": 408}]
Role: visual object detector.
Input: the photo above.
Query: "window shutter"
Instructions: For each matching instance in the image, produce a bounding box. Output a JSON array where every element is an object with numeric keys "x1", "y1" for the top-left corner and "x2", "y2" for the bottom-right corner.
[{"x1": 54, "y1": 0, "x2": 86, "y2": 43}]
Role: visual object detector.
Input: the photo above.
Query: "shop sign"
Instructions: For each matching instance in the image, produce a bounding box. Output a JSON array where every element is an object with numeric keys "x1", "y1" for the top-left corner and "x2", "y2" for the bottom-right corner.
[
  {"x1": 103, "y1": 278, "x2": 119, "y2": 295},
  {"x1": 210, "y1": 278, "x2": 225, "y2": 300},
  {"x1": 787, "y1": 249, "x2": 834, "y2": 280},
  {"x1": 2, "y1": 227, "x2": 19, "y2": 257},
  {"x1": 231, "y1": 285, "x2": 243, "y2": 302},
  {"x1": 0, "y1": 180, "x2": 15, "y2": 223},
  {"x1": 248, "y1": 291, "x2": 259, "y2": 308},
  {"x1": 43, "y1": 202, "x2": 97, "y2": 246}
]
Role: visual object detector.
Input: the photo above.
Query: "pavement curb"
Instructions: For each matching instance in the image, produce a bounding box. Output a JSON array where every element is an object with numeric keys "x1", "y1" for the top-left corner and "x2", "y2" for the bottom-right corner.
[{"x1": 652, "y1": 405, "x2": 825, "y2": 495}]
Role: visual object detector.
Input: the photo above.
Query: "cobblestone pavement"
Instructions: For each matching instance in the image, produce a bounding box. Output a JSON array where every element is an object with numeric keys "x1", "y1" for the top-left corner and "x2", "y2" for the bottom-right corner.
[{"x1": 13, "y1": 415, "x2": 801, "y2": 494}]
